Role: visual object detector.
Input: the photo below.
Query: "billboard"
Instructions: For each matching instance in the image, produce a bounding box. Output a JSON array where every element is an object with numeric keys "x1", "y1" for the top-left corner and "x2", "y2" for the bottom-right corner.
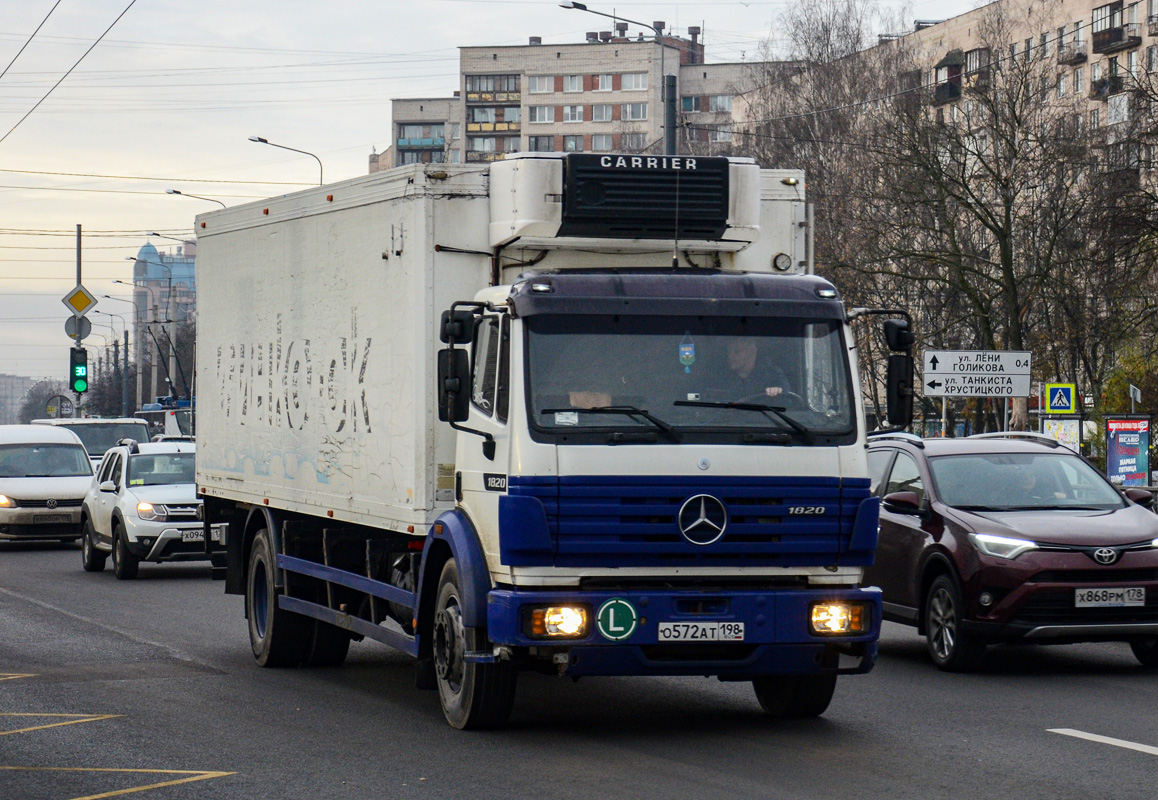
[{"x1": 1105, "y1": 417, "x2": 1151, "y2": 487}]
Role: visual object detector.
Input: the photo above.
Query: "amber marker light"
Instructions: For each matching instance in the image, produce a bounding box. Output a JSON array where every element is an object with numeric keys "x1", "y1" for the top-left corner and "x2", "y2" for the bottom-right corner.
[
  {"x1": 528, "y1": 606, "x2": 589, "y2": 638},
  {"x1": 810, "y1": 602, "x2": 867, "y2": 635}
]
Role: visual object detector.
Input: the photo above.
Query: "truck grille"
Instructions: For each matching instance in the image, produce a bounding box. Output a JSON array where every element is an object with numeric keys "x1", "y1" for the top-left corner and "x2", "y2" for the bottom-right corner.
[{"x1": 508, "y1": 475, "x2": 870, "y2": 568}]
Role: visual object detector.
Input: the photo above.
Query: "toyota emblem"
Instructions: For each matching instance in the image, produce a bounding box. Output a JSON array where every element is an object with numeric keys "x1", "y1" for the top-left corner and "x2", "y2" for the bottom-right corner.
[
  {"x1": 46, "y1": 499, "x2": 57, "y2": 509},
  {"x1": 677, "y1": 494, "x2": 727, "y2": 546},
  {"x1": 1093, "y1": 547, "x2": 1118, "y2": 565}
]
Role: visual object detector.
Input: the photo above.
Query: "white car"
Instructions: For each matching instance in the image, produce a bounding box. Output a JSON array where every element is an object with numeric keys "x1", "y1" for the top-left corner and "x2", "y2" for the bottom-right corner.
[
  {"x1": 80, "y1": 440, "x2": 220, "y2": 579},
  {"x1": 0, "y1": 425, "x2": 92, "y2": 543},
  {"x1": 32, "y1": 417, "x2": 152, "y2": 471}
]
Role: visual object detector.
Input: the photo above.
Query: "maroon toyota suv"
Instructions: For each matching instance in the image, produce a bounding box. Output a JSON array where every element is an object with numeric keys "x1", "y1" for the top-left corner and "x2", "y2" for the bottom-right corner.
[{"x1": 865, "y1": 432, "x2": 1158, "y2": 671}]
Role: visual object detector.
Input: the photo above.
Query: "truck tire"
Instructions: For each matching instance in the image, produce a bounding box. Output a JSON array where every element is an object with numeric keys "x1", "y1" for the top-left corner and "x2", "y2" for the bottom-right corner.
[
  {"x1": 247, "y1": 529, "x2": 311, "y2": 667},
  {"x1": 81, "y1": 520, "x2": 106, "y2": 572},
  {"x1": 432, "y1": 558, "x2": 516, "y2": 729},
  {"x1": 752, "y1": 674, "x2": 837, "y2": 718},
  {"x1": 925, "y1": 574, "x2": 986, "y2": 672},
  {"x1": 112, "y1": 526, "x2": 138, "y2": 580},
  {"x1": 303, "y1": 610, "x2": 351, "y2": 667}
]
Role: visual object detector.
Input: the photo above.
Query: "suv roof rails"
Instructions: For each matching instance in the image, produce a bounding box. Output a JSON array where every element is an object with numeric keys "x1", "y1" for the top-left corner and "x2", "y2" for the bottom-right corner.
[
  {"x1": 116, "y1": 437, "x2": 140, "y2": 454},
  {"x1": 968, "y1": 432, "x2": 1061, "y2": 448},
  {"x1": 867, "y1": 431, "x2": 925, "y2": 448}
]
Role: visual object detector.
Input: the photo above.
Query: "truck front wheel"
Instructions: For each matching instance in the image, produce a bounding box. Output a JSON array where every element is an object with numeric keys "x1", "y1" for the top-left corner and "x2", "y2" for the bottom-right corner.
[
  {"x1": 432, "y1": 558, "x2": 516, "y2": 729},
  {"x1": 752, "y1": 674, "x2": 837, "y2": 718},
  {"x1": 247, "y1": 529, "x2": 310, "y2": 667}
]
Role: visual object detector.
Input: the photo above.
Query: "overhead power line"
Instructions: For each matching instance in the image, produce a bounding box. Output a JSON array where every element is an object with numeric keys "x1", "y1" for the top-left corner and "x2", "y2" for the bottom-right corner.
[
  {"x1": 0, "y1": 167, "x2": 312, "y2": 186},
  {"x1": 0, "y1": 0, "x2": 140, "y2": 146},
  {"x1": 0, "y1": 0, "x2": 63, "y2": 83}
]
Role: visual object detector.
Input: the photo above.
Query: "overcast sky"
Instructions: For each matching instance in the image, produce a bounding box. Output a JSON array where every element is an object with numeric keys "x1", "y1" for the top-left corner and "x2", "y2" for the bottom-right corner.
[{"x1": 0, "y1": 0, "x2": 982, "y2": 382}]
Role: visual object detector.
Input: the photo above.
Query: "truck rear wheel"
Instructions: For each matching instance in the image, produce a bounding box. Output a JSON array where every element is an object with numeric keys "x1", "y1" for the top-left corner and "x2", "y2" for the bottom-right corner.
[
  {"x1": 247, "y1": 529, "x2": 311, "y2": 667},
  {"x1": 752, "y1": 674, "x2": 837, "y2": 718},
  {"x1": 433, "y1": 558, "x2": 516, "y2": 729}
]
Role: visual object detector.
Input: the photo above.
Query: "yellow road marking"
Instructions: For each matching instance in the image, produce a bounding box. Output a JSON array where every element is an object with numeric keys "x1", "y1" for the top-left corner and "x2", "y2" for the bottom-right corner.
[
  {"x1": 0, "y1": 713, "x2": 121, "y2": 736},
  {"x1": 0, "y1": 767, "x2": 235, "y2": 799},
  {"x1": 0, "y1": 673, "x2": 36, "y2": 681}
]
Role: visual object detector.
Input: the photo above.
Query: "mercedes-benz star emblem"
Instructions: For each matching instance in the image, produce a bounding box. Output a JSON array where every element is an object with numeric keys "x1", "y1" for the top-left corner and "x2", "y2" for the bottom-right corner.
[
  {"x1": 1093, "y1": 547, "x2": 1118, "y2": 565},
  {"x1": 46, "y1": 499, "x2": 57, "y2": 509},
  {"x1": 677, "y1": 494, "x2": 728, "y2": 546}
]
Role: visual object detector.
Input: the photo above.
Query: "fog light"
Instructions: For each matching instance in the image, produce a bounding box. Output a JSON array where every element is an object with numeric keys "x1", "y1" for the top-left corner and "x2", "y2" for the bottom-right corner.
[
  {"x1": 810, "y1": 602, "x2": 867, "y2": 635},
  {"x1": 140, "y1": 538, "x2": 152, "y2": 547},
  {"x1": 528, "y1": 606, "x2": 588, "y2": 638},
  {"x1": 979, "y1": 592, "x2": 994, "y2": 607}
]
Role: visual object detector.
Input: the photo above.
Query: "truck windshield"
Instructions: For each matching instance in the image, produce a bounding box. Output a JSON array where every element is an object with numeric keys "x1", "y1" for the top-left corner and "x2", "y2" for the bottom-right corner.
[{"x1": 525, "y1": 314, "x2": 855, "y2": 443}]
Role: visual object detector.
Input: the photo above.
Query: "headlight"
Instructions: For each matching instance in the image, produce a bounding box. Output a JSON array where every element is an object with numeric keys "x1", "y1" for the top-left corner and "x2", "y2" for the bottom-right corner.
[
  {"x1": 0, "y1": 494, "x2": 14, "y2": 508},
  {"x1": 136, "y1": 502, "x2": 167, "y2": 521},
  {"x1": 810, "y1": 602, "x2": 868, "y2": 635},
  {"x1": 969, "y1": 533, "x2": 1038, "y2": 560},
  {"x1": 526, "y1": 606, "x2": 589, "y2": 638}
]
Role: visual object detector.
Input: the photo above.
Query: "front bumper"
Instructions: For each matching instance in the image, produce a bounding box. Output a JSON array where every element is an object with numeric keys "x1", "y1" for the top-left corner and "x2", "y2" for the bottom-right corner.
[
  {"x1": 122, "y1": 519, "x2": 223, "y2": 562},
  {"x1": 487, "y1": 586, "x2": 881, "y2": 678},
  {"x1": 0, "y1": 507, "x2": 81, "y2": 540}
]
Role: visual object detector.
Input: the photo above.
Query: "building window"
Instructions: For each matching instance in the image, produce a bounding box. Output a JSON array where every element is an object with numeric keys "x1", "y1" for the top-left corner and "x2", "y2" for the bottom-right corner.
[
  {"x1": 1109, "y1": 56, "x2": 1119, "y2": 76},
  {"x1": 1090, "y1": 108, "x2": 1100, "y2": 128},
  {"x1": 592, "y1": 104, "x2": 612, "y2": 122},
  {"x1": 563, "y1": 75, "x2": 582, "y2": 92},
  {"x1": 528, "y1": 106, "x2": 554, "y2": 123},
  {"x1": 682, "y1": 96, "x2": 701, "y2": 112},
  {"x1": 1128, "y1": 50, "x2": 1138, "y2": 77},
  {"x1": 621, "y1": 132, "x2": 647, "y2": 150},
  {"x1": 622, "y1": 72, "x2": 648, "y2": 91},
  {"x1": 502, "y1": 137, "x2": 520, "y2": 153},
  {"x1": 469, "y1": 137, "x2": 496, "y2": 152},
  {"x1": 528, "y1": 75, "x2": 553, "y2": 93},
  {"x1": 563, "y1": 105, "x2": 583, "y2": 122},
  {"x1": 563, "y1": 135, "x2": 583, "y2": 152},
  {"x1": 448, "y1": 123, "x2": 461, "y2": 140},
  {"x1": 1148, "y1": 45, "x2": 1158, "y2": 70},
  {"x1": 1075, "y1": 67, "x2": 1084, "y2": 92},
  {"x1": 708, "y1": 127, "x2": 732, "y2": 143},
  {"x1": 466, "y1": 74, "x2": 518, "y2": 92},
  {"x1": 708, "y1": 95, "x2": 733, "y2": 112},
  {"x1": 1093, "y1": 61, "x2": 1103, "y2": 81},
  {"x1": 1025, "y1": 37, "x2": 1032, "y2": 62},
  {"x1": 400, "y1": 151, "x2": 422, "y2": 165},
  {"x1": 430, "y1": 151, "x2": 447, "y2": 163},
  {"x1": 1058, "y1": 25, "x2": 1067, "y2": 47},
  {"x1": 1058, "y1": 73, "x2": 1068, "y2": 97},
  {"x1": 505, "y1": 107, "x2": 521, "y2": 123},
  {"x1": 1093, "y1": 4, "x2": 1114, "y2": 34},
  {"x1": 592, "y1": 133, "x2": 612, "y2": 151},
  {"x1": 622, "y1": 102, "x2": 647, "y2": 121},
  {"x1": 528, "y1": 135, "x2": 553, "y2": 152},
  {"x1": 1075, "y1": 20, "x2": 1085, "y2": 44},
  {"x1": 595, "y1": 74, "x2": 613, "y2": 91},
  {"x1": 399, "y1": 123, "x2": 444, "y2": 139},
  {"x1": 1040, "y1": 32, "x2": 1049, "y2": 57},
  {"x1": 965, "y1": 48, "x2": 989, "y2": 73},
  {"x1": 470, "y1": 107, "x2": 496, "y2": 123}
]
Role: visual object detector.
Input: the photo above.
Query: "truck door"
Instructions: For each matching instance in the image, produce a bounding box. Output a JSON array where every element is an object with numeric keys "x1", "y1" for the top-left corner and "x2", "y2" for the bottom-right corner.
[{"x1": 456, "y1": 314, "x2": 511, "y2": 563}]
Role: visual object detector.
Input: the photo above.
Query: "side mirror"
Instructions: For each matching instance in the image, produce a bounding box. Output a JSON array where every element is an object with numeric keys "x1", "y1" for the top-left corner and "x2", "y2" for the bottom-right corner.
[
  {"x1": 437, "y1": 348, "x2": 471, "y2": 422},
  {"x1": 882, "y1": 491, "x2": 922, "y2": 515},
  {"x1": 886, "y1": 353, "x2": 914, "y2": 427},
  {"x1": 99, "y1": 480, "x2": 117, "y2": 493},
  {"x1": 1125, "y1": 487, "x2": 1155, "y2": 510},
  {"x1": 884, "y1": 318, "x2": 913, "y2": 352},
  {"x1": 439, "y1": 309, "x2": 476, "y2": 344}
]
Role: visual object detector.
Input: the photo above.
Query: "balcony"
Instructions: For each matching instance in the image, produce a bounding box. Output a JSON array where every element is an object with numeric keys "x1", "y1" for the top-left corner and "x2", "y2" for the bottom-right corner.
[
  {"x1": 1092, "y1": 23, "x2": 1141, "y2": 54},
  {"x1": 963, "y1": 69, "x2": 990, "y2": 92},
  {"x1": 466, "y1": 122, "x2": 521, "y2": 134},
  {"x1": 1089, "y1": 75, "x2": 1125, "y2": 99},
  {"x1": 1057, "y1": 43, "x2": 1088, "y2": 64},
  {"x1": 465, "y1": 91, "x2": 520, "y2": 104},
  {"x1": 396, "y1": 137, "x2": 445, "y2": 149},
  {"x1": 933, "y1": 81, "x2": 962, "y2": 105},
  {"x1": 465, "y1": 151, "x2": 508, "y2": 163}
]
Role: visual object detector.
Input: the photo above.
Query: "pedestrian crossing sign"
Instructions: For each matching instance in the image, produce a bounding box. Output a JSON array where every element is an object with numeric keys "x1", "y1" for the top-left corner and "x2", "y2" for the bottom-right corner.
[{"x1": 1045, "y1": 383, "x2": 1077, "y2": 413}]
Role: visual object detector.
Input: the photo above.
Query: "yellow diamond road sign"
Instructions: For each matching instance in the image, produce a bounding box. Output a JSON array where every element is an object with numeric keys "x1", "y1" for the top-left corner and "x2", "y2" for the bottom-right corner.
[{"x1": 62, "y1": 284, "x2": 97, "y2": 317}]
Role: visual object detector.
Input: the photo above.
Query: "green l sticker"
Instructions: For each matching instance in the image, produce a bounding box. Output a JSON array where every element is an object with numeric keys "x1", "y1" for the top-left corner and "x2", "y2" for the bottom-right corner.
[{"x1": 596, "y1": 598, "x2": 638, "y2": 641}]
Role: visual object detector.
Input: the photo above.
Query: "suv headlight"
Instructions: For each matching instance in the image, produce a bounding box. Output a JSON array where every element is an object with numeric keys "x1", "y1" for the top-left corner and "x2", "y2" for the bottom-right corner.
[
  {"x1": 0, "y1": 494, "x2": 15, "y2": 508},
  {"x1": 136, "y1": 502, "x2": 168, "y2": 521},
  {"x1": 969, "y1": 533, "x2": 1037, "y2": 560}
]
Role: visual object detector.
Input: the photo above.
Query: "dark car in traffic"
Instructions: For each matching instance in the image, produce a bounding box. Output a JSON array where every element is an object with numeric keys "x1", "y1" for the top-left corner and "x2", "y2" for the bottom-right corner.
[{"x1": 865, "y1": 432, "x2": 1158, "y2": 671}]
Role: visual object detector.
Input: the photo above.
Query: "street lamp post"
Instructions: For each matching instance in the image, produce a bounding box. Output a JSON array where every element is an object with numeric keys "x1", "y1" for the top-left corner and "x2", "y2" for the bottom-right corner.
[
  {"x1": 559, "y1": 1, "x2": 675, "y2": 154},
  {"x1": 249, "y1": 136, "x2": 324, "y2": 185},
  {"x1": 105, "y1": 291, "x2": 146, "y2": 411},
  {"x1": 166, "y1": 189, "x2": 227, "y2": 209},
  {"x1": 96, "y1": 310, "x2": 131, "y2": 416}
]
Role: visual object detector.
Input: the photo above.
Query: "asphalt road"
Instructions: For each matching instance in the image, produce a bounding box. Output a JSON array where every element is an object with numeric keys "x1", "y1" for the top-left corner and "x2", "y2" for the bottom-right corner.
[{"x1": 2, "y1": 541, "x2": 1157, "y2": 800}]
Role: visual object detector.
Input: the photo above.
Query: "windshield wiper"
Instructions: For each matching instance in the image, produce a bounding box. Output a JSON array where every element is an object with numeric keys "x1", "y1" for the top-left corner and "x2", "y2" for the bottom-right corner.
[
  {"x1": 540, "y1": 406, "x2": 681, "y2": 442},
  {"x1": 953, "y1": 504, "x2": 1004, "y2": 511},
  {"x1": 1003, "y1": 504, "x2": 1105, "y2": 511},
  {"x1": 674, "y1": 400, "x2": 814, "y2": 443}
]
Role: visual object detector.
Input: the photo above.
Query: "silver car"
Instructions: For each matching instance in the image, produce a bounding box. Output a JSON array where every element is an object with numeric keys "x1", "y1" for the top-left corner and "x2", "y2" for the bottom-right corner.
[
  {"x1": 80, "y1": 440, "x2": 221, "y2": 579},
  {"x1": 0, "y1": 425, "x2": 92, "y2": 543}
]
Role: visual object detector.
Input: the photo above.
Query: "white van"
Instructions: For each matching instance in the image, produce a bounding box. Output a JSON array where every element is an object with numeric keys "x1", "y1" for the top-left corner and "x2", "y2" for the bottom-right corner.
[
  {"x1": 0, "y1": 425, "x2": 92, "y2": 542},
  {"x1": 32, "y1": 417, "x2": 151, "y2": 469}
]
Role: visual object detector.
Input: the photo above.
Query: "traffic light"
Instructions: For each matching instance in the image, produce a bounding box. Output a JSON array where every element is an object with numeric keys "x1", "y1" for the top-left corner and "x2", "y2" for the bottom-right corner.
[{"x1": 69, "y1": 347, "x2": 88, "y2": 394}]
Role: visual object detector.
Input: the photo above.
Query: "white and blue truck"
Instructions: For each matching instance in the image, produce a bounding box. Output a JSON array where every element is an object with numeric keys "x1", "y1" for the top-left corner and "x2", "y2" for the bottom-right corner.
[{"x1": 195, "y1": 153, "x2": 913, "y2": 728}]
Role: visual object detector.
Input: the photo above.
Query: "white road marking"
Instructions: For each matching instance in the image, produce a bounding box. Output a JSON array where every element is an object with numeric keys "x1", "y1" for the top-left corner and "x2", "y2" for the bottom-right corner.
[{"x1": 1049, "y1": 728, "x2": 1158, "y2": 757}]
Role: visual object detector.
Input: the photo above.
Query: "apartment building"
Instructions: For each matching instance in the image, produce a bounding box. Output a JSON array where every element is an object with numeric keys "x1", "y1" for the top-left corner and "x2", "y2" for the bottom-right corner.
[{"x1": 374, "y1": 27, "x2": 779, "y2": 171}]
